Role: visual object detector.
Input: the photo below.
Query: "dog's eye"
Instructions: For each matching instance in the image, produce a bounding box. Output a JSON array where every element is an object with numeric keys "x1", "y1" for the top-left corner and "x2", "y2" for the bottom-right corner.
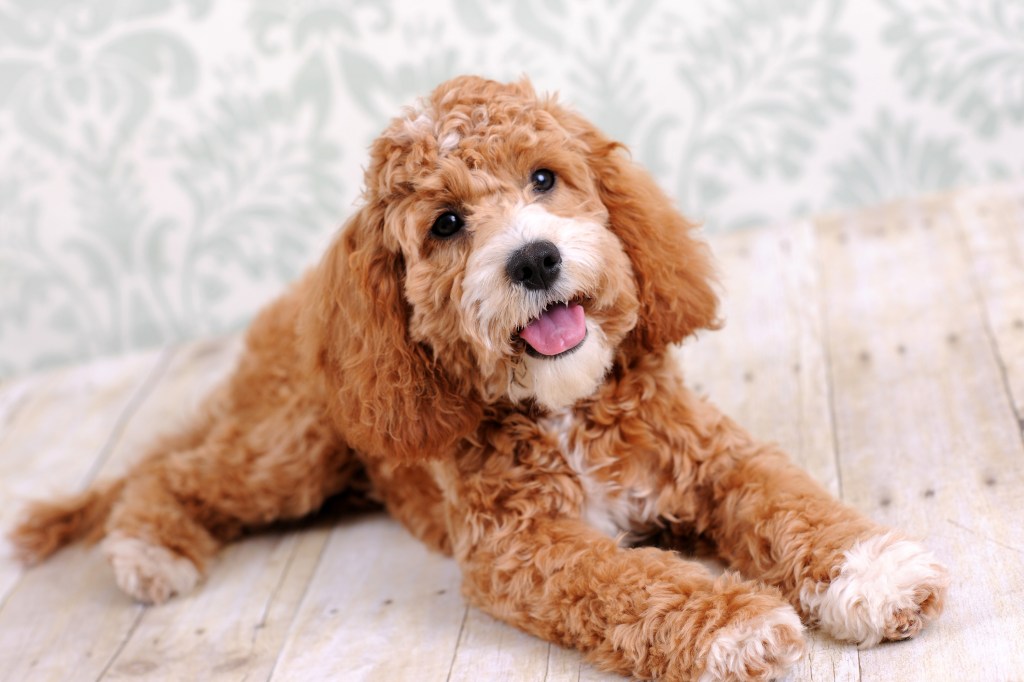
[
  {"x1": 531, "y1": 169, "x2": 556, "y2": 193},
  {"x1": 430, "y1": 211, "x2": 465, "y2": 238}
]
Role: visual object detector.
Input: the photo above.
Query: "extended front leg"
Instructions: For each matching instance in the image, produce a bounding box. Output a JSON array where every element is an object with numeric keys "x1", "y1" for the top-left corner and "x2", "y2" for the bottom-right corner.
[
  {"x1": 695, "y1": 412, "x2": 949, "y2": 647},
  {"x1": 452, "y1": 513, "x2": 805, "y2": 682},
  {"x1": 559, "y1": 355, "x2": 949, "y2": 649}
]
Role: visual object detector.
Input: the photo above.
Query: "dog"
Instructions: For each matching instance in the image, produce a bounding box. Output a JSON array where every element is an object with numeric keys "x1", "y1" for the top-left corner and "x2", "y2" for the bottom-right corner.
[{"x1": 10, "y1": 76, "x2": 948, "y2": 681}]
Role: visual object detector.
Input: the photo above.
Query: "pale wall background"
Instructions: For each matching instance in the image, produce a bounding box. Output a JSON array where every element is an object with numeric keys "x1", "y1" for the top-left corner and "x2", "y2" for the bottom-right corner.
[{"x1": 1, "y1": 0, "x2": 1023, "y2": 378}]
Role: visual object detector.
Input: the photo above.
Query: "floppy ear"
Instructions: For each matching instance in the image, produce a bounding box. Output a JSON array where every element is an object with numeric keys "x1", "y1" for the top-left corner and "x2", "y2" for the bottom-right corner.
[
  {"x1": 556, "y1": 110, "x2": 720, "y2": 354},
  {"x1": 300, "y1": 204, "x2": 482, "y2": 463}
]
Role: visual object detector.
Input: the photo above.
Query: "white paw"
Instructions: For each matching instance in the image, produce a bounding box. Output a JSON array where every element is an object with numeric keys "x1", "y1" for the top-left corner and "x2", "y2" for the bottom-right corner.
[
  {"x1": 800, "y1": 532, "x2": 949, "y2": 647},
  {"x1": 699, "y1": 605, "x2": 806, "y2": 682},
  {"x1": 103, "y1": 532, "x2": 200, "y2": 604}
]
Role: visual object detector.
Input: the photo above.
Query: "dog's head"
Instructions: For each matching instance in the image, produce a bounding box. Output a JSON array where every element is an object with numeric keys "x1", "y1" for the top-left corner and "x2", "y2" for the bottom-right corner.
[{"x1": 304, "y1": 76, "x2": 718, "y2": 461}]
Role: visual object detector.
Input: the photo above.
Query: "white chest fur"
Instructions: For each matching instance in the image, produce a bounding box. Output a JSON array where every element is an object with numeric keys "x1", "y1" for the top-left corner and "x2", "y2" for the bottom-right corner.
[{"x1": 545, "y1": 409, "x2": 660, "y2": 540}]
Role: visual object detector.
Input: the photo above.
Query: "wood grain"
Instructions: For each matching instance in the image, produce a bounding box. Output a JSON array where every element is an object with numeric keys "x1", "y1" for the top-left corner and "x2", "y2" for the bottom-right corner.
[
  {"x1": 816, "y1": 194, "x2": 1024, "y2": 681},
  {"x1": 267, "y1": 515, "x2": 465, "y2": 682},
  {"x1": 953, "y1": 185, "x2": 1024, "y2": 420},
  {"x1": 0, "y1": 349, "x2": 172, "y2": 682}
]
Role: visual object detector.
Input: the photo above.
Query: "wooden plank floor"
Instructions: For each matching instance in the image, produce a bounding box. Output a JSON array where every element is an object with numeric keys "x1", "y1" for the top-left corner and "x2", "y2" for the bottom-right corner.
[{"x1": 1, "y1": 184, "x2": 1022, "y2": 681}]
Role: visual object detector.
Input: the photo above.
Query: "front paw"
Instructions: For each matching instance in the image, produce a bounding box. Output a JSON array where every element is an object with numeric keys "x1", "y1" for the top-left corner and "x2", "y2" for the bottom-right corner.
[
  {"x1": 800, "y1": 532, "x2": 949, "y2": 647},
  {"x1": 698, "y1": 601, "x2": 806, "y2": 682}
]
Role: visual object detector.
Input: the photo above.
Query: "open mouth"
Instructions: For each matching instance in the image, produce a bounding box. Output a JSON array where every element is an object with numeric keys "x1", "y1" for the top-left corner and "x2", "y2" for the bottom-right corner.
[{"x1": 517, "y1": 299, "x2": 588, "y2": 359}]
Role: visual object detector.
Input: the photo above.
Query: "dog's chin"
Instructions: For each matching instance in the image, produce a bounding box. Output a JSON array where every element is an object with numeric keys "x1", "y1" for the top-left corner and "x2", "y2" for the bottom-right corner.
[{"x1": 510, "y1": 321, "x2": 614, "y2": 411}]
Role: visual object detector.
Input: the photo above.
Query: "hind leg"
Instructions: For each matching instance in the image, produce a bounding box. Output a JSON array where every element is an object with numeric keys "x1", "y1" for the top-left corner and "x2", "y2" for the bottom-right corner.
[
  {"x1": 14, "y1": 287, "x2": 363, "y2": 603},
  {"x1": 103, "y1": 408, "x2": 358, "y2": 603},
  {"x1": 100, "y1": 286, "x2": 369, "y2": 602}
]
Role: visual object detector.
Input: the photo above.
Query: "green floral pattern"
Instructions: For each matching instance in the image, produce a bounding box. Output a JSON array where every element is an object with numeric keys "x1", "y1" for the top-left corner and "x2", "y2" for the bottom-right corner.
[
  {"x1": 883, "y1": 0, "x2": 1024, "y2": 137},
  {"x1": 828, "y1": 111, "x2": 968, "y2": 209},
  {"x1": 2, "y1": 0, "x2": 1023, "y2": 377}
]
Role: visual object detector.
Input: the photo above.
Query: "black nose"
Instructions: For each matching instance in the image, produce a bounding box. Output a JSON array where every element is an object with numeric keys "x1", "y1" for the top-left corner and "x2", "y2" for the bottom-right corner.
[{"x1": 506, "y1": 240, "x2": 562, "y2": 291}]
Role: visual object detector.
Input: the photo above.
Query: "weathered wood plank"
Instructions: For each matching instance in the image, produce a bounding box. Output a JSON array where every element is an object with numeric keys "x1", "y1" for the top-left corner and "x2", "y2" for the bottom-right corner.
[
  {"x1": 0, "y1": 338, "x2": 240, "y2": 682},
  {"x1": 447, "y1": 608, "x2": 552, "y2": 682},
  {"x1": 684, "y1": 220, "x2": 840, "y2": 491},
  {"x1": 682, "y1": 221, "x2": 860, "y2": 682},
  {"x1": 0, "y1": 349, "x2": 170, "y2": 508},
  {"x1": 0, "y1": 349, "x2": 171, "y2": 602},
  {"x1": 544, "y1": 640, "x2": 628, "y2": 682},
  {"x1": 952, "y1": 184, "x2": 1024, "y2": 421},
  {"x1": 816, "y1": 196, "x2": 1024, "y2": 681},
  {"x1": 268, "y1": 514, "x2": 466, "y2": 682},
  {"x1": 449, "y1": 611, "x2": 636, "y2": 682},
  {"x1": 0, "y1": 349, "x2": 173, "y2": 681},
  {"x1": 447, "y1": 604, "x2": 625, "y2": 682}
]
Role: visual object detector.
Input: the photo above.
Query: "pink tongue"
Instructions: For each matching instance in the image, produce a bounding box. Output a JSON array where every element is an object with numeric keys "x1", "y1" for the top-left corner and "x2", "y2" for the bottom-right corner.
[{"x1": 520, "y1": 302, "x2": 587, "y2": 356}]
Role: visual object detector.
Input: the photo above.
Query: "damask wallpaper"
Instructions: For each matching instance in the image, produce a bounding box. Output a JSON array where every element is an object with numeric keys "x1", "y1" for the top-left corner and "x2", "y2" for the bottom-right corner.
[{"x1": 1, "y1": 0, "x2": 1022, "y2": 377}]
